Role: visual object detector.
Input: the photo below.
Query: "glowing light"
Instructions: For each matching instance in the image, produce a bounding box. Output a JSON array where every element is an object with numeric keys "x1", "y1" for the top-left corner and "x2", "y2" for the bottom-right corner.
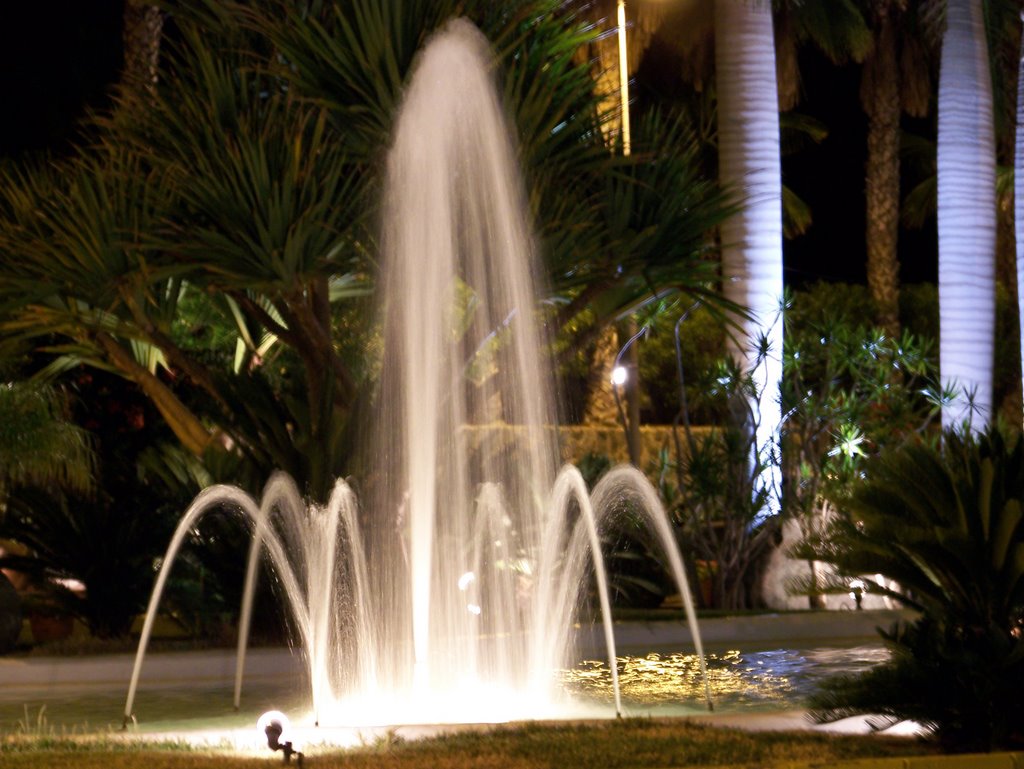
[
  {"x1": 467, "y1": 603, "x2": 482, "y2": 616},
  {"x1": 848, "y1": 578, "x2": 866, "y2": 600},
  {"x1": 257, "y1": 710, "x2": 303, "y2": 763},
  {"x1": 616, "y1": 0, "x2": 631, "y2": 156},
  {"x1": 53, "y1": 577, "x2": 86, "y2": 594},
  {"x1": 457, "y1": 571, "x2": 475, "y2": 591},
  {"x1": 827, "y1": 425, "x2": 866, "y2": 460},
  {"x1": 611, "y1": 365, "x2": 628, "y2": 386}
]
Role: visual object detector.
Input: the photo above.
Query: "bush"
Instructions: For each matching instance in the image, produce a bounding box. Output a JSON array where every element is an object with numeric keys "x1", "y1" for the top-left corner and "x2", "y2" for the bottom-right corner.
[
  {"x1": 637, "y1": 303, "x2": 726, "y2": 425},
  {"x1": 810, "y1": 617, "x2": 1024, "y2": 752},
  {"x1": 0, "y1": 486, "x2": 178, "y2": 640},
  {"x1": 805, "y1": 428, "x2": 1024, "y2": 751},
  {"x1": 656, "y1": 337, "x2": 781, "y2": 609}
]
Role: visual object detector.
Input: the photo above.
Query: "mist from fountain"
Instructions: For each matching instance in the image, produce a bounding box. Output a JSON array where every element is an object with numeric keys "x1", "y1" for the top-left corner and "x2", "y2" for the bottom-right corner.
[{"x1": 124, "y1": 18, "x2": 709, "y2": 729}]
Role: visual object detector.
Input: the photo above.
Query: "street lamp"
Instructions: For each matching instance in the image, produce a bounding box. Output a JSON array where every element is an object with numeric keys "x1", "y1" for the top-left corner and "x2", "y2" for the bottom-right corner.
[
  {"x1": 613, "y1": 1, "x2": 638, "y2": 464},
  {"x1": 618, "y1": 0, "x2": 676, "y2": 153},
  {"x1": 614, "y1": 0, "x2": 675, "y2": 464},
  {"x1": 611, "y1": 325, "x2": 646, "y2": 466}
]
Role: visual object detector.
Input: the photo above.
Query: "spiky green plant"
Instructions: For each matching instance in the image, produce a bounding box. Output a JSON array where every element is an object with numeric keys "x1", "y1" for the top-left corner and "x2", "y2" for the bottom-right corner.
[
  {"x1": 811, "y1": 429, "x2": 1024, "y2": 624},
  {"x1": 804, "y1": 428, "x2": 1024, "y2": 750},
  {"x1": 0, "y1": 381, "x2": 95, "y2": 499}
]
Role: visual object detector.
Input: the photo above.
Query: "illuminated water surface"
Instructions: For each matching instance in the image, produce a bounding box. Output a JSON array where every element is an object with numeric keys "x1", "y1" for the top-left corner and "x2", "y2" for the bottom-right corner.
[{"x1": 0, "y1": 644, "x2": 888, "y2": 736}]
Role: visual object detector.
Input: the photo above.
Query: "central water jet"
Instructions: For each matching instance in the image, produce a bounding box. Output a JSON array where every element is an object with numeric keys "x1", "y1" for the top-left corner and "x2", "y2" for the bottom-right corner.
[{"x1": 373, "y1": 16, "x2": 560, "y2": 700}]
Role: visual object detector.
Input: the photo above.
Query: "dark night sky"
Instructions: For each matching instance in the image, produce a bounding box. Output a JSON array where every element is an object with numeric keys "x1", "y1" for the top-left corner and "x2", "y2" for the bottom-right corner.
[
  {"x1": 0, "y1": 5, "x2": 936, "y2": 288},
  {"x1": 0, "y1": 2, "x2": 122, "y2": 156},
  {"x1": 782, "y1": 57, "x2": 872, "y2": 286},
  {"x1": 783, "y1": 48, "x2": 938, "y2": 287}
]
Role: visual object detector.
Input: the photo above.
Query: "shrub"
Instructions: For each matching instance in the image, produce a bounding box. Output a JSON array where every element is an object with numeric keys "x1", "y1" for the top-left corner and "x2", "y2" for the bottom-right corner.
[
  {"x1": 804, "y1": 428, "x2": 1024, "y2": 751},
  {"x1": 657, "y1": 329, "x2": 781, "y2": 610}
]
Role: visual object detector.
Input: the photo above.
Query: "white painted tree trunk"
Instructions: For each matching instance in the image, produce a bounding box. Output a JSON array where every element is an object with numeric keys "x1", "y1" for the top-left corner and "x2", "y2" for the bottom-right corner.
[
  {"x1": 938, "y1": 0, "x2": 996, "y2": 430},
  {"x1": 714, "y1": 0, "x2": 784, "y2": 515}
]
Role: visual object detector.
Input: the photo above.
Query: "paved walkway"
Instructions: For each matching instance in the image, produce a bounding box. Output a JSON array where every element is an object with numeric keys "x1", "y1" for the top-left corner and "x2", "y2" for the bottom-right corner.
[{"x1": 772, "y1": 755, "x2": 1023, "y2": 768}]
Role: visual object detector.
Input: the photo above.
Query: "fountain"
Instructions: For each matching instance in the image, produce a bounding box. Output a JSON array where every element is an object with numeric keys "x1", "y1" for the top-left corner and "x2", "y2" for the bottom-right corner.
[{"x1": 123, "y1": 18, "x2": 709, "y2": 729}]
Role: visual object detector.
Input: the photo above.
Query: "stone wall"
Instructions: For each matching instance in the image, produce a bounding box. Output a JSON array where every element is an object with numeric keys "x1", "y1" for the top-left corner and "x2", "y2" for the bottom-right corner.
[{"x1": 457, "y1": 423, "x2": 714, "y2": 473}]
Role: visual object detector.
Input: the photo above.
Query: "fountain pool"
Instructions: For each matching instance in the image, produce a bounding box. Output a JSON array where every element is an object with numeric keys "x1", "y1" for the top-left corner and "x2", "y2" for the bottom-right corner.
[{"x1": 0, "y1": 640, "x2": 892, "y2": 738}]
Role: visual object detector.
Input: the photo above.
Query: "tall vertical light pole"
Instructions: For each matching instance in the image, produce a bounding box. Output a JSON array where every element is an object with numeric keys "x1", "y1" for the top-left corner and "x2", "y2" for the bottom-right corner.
[
  {"x1": 614, "y1": 1, "x2": 713, "y2": 713},
  {"x1": 613, "y1": 0, "x2": 642, "y2": 466},
  {"x1": 617, "y1": 0, "x2": 632, "y2": 156}
]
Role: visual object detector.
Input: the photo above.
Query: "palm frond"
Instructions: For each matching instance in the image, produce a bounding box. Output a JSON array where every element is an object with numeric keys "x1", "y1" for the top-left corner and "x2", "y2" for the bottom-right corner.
[
  {"x1": 784, "y1": 0, "x2": 871, "y2": 65},
  {"x1": 0, "y1": 382, "x2": 96, "y2": 496}
]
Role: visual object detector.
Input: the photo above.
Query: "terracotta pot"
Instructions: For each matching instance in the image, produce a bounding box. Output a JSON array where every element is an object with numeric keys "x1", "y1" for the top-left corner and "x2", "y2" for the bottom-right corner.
[{"x1": 29, "y1": 614, "x2": 74, "y2": 644}]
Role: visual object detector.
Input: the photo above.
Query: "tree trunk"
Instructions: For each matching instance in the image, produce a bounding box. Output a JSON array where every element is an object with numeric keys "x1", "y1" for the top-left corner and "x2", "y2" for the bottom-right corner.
[
  {"x1": 997, "y1": 187, "x2": 1021, "y2": 423},
  {"x1": 1016, "y1": 15, "x2": 1024, "y2": 427},
  {"x1": 714, "y1": 0, "x2": 784, "y2": 515},
  {"x1": 584, "y1": 325, "x2": 620, "y2": 425},
  {"x1": 937, "y1": 0, "x2": 997, "y2": 430},
  {"x1": 96, "y1": 334, "x2": 214, "y2": 456},
  {"x1": 122, "y1": 1, "x2": 163, "y2": 92},
  {"x1": 862, "y1": 8, "x2": 901, "y2": 339},
  {"x1": 806, "y1": 559, "x2": 826, "y2": 610}
]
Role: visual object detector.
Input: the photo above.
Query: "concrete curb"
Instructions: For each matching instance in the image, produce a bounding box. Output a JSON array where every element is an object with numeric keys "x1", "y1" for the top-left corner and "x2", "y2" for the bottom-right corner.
[
  {"x1": 765, "y1": 753, "x2": 1023, "y2": 769},
  {"x1": 586, "y1": 609, "x2": 918, "y2": 652},
  {"x1": 0, "y1": 647, "x2": 302, "y2": 696}
]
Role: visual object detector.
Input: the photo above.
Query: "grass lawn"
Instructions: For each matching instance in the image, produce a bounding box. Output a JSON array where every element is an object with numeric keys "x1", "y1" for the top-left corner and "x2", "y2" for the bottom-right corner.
[{"x1": 0, "y1": 718, "x2": 937, "y2": 769}]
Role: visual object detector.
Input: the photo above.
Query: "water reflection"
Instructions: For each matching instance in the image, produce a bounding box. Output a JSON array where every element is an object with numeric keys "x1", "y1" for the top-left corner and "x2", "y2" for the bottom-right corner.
[{"x1": 560, "y1": 645, "x2": 890, "y2": 712}]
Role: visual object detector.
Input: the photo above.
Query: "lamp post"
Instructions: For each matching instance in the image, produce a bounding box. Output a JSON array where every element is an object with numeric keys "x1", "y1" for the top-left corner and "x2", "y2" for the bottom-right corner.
[
  {"x1": 614, "y1": 1, "x2": 642, "y2": 466},
  {"x1": 611, "y1": 325, "x2": 646, "y2": 466},
  {"x1": 617, "y1": 0, "x2": 632, "y2": 156}
]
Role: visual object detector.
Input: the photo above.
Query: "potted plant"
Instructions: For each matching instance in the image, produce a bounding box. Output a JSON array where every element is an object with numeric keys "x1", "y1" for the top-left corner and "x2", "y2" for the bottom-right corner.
[{"x1": 21, "y1": 591, "x2": 75, "y2": 645}]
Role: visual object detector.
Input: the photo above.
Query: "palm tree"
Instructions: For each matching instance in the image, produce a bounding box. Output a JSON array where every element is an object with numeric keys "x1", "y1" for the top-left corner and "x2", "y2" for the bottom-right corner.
[
  {"x1": 604, "y1": 0, "x2": 870, "y2": 515},
  {"x1": 0, "y1": 0, "x2": 731, "y2": 497},
  {"x1": 865, "y1": 6, "x2": 908, "y2": 327},
  {"x1": 888, "y1": 2, "x2": 1021, "y2": 423},
  {"x1": 778, "y1": 0, "x2": 931, "y2": 338},
  {"x1": 859, "y1": 0, "x2": 933, "y2": 337},
  {"x1": 714, "y1": 0, "x2": 785, "y2": 515},
  {"x1": 1016, "y1": 10, "x2": 1024, "y2": 412},
  {"x1": 938, "y1": 0, "x2": 998, "y2": 430}
]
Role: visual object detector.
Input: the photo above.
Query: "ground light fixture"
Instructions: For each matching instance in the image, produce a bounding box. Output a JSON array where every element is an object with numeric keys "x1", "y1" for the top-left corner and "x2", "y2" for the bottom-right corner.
[
  {"x1": 848, "y1": 578, "x2": 866, "y2": 610},
  {"x1": 257, "y1": 710, "x2": 304, "y2": 766}
]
